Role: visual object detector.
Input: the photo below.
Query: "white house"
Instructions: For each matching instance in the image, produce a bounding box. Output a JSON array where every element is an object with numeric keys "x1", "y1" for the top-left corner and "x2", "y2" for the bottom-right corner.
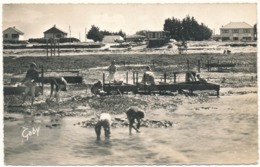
[
  {"x1": 44, "y1": 25, "x2": 67, "y2": 39},
  {"x1": 3, "y1": 26, "x2": 24, "y2": 42},
  {"x1": 220, "y1": 22, "x2": 254, "y2": 41}
]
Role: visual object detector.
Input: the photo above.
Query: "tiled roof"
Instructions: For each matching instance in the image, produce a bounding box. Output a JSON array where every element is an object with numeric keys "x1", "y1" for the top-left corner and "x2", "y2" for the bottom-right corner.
[
  {"x1": 3, "y1": 27, "x2": 24, "y2": 35},
  {"x1": 221, "y1": 22, "x2": 253, "y2": 29},
  {"x1": 44, "y1": 25, "x2": 67, "y2": 34}
]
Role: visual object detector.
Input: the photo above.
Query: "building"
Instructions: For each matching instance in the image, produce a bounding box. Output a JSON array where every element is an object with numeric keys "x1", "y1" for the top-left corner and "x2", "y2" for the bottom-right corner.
[
  {"x1": 220, "y1": 22, "x2": 254, "y2": 41},
  {"x1": 3, "y1": 26, "x2": 24, "y2": 42},
  {"x1": 124, "y1": 34, "x2": 146, "y2": 42},
  {"x1": 212, "y1": 34, "x2": 221, "y2": 41},
  {"x1": 102, "y1": 35, "x2": 124, "y2": 43},
  {"x1": 146, "y1": 31, "x2": 170, "y2": 47},
  {"x1": 44, "y1": 25, "x2": 67, "y2": 39}
]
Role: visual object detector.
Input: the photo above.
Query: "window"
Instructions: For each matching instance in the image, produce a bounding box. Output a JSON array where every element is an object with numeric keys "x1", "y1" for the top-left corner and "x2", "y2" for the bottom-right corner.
[
  {"x1": 243, "y1": 37, "x2": 252, "y2": 41},
  {"x1": 243, "y1": 29, "x2": 250, "y2": 33},
  {"x1": 232, "y1": 29, "x2": 239, "y2": 33},
  {"x1": 222, "y1": 30, "x2": 229, "y2": 33},
  {"x1": 11, "y1": 34, "x2": 18, "y2": 38},
  {"x1": 56, "y1": 34, "x2": 62, "y2": 38},
  {"x1": 222, "y1": 37, "x2": 230, "y2": 41},
  {"x1": 4, "y1": 34, "x2": 8, "y2": 38},
  {"x1": 233, "y1": 37, "x2": 239, "y2": 41},
  {"x1": 155, "y1": 33, "x2": 160, "y2": 38},
  {"x1": 147, "y1": 33, "x2": 153, "y2": 38}
]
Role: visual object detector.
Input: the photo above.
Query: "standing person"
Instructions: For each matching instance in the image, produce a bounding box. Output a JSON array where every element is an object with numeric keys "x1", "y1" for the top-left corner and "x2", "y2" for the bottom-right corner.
[
  {"x1": 21, "y1": 62, "x2": 39, "y2": 105},
  {"x1": 107, "y1": 60, "x2": 117, "y2": 82},
  {"x1": 95, "y1": 113, "x2": 112, "y2": 141},
  {"x1": 125, "y1": 107, "x2": 145, "y2": 135},
  {"x1": 142, "y1": 66, "x2": 155, "y2": 85}
]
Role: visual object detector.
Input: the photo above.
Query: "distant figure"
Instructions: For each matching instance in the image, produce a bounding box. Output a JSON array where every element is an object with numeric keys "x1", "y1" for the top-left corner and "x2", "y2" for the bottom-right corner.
[
  {"x1": 91, "y1": 80, "x2": 103, "y2": 96},
  {"x1": 197, "y1": 74, "x2": 207, "y2": 83},
  {"x1": 49, "y1": 77, "x2": 67, "y2": 102},
  {"x1": 21, "y1": 62, "x2": 39, "y2": 105},
  {"x1": 142, "y1": 66, "x2": 155, "y2": 85},
  {"x1": 221, "y1": 77, "x2": 226, "y2": 83},
  {"x1": 107, "y1": 60, "x2": 117, "y2": 82},
  {"x1": 185, "y1": 72, "x2": 196, "y2": 82},
  {"x1": 125, "y1": 107, "x2": 145, "y2": 135},
  {"x1": 223, "y1": 49, "x2": 231, "y2": 55},
  {"x1": 95, "y1": 113, "x2": 112, "y2": 141}
]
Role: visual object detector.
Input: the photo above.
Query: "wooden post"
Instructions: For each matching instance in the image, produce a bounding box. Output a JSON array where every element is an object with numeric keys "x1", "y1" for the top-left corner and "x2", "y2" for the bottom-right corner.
[
  {"x1": 103, "y1": 73, "x2": 105, "y2": 85},
  {"x1": 133, "y1": 71, "x2": 135, "y2": 84},
  {"x1": 126, "y1": 72, "x2": 128, "y2": 84},
  {"x1": 218, "y1": 60, "x2": 220, "y2": 72},
  {"x1": 198, "y1": 60, "x2": 201, "y2": 73},
  {"x1": 208, "y1": 60, "x2": 210, "y2": 72},
  {"x1": 174, "y1": 73, "x2": 176, "y2": 83},
  {"x1": 152, "y1": 59, "x2": 155, "y2": 69},
  {"x1": 187, "y1": 59, "x2": 190, "y2": 71},
  {"x1": 136, "y1": 72, "x2": 139, "y2": 85},
  {"x1": 41, "y1": 66, "x2": 44, "y2": 94},
  {"x1": 164, "y1": 72, "x2": 166, "y2": 83}
]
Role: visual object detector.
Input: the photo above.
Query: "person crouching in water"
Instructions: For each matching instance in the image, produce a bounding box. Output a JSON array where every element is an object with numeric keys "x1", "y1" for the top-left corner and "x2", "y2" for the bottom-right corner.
[
  {"x1": 91, "y1": 80, "x2": 103, "y2": 96},
  {"x1": 95, "y1": 113, "x2": 111, "y2": 141},
  {"x1": 49, "y1": 77, "x2": 67, "y2": 102},
  {"x1": 21, "y1": 62, "x2": 39, "y2": 105},
  {"x1": 125, "y1": 107, "x2": 145, "y2": 135}
]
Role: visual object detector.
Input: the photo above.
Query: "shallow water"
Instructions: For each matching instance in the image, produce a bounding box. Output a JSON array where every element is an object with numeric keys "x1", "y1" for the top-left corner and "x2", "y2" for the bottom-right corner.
[{"x1": 4, "y1": 93, "x2": 258, "y2": 165}]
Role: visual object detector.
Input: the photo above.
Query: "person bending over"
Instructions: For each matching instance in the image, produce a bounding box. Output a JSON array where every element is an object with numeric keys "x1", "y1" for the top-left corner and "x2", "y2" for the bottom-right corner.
[
  {"x1": 125, "y1": 107, "x2": 145, "y2": 135},
  {"x1": 95, "y1": 113, "x2": 111, "y2": 140},
  {"x1": 42, "y1": 77, "x2": 67, "y2": 102},
  {"x1": 91, "y1": 80, "x2": 103, "y2": 96}
]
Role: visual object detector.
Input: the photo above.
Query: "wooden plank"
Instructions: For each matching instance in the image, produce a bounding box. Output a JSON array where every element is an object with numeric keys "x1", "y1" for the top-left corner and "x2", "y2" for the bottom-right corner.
[
  {"x1": 9, "y1": 76, "x2": 83, "y2": 84},
  {"x1": 4, "y1": 86, "x2": 43, "y2": 95},
  {"x1": 4, "y1": 86, "x2": 25, "y2": 95},
  {"x1": 103, "y1": 84, "x2": 138, "y2": 93},
  {"x1": 63, "y1": 76, "x2": 83, "y2": 83}
]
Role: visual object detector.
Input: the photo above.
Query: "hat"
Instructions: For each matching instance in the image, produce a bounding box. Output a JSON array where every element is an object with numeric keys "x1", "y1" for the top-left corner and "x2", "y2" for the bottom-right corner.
[{"x1": 30, "y1": 62, "x2": 37, "y2": 68}]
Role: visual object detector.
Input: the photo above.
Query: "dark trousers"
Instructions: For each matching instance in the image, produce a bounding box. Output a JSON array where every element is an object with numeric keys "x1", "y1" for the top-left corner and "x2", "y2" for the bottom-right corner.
[{"x1": 95, "y1": 119, "x2": 110, "y2": 140}]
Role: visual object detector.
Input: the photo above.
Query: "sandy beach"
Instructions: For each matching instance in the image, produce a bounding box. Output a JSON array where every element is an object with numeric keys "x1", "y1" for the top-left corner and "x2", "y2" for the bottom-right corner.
[{"x1": 3, "y1": 45, "x2": 258, "y2": 165}]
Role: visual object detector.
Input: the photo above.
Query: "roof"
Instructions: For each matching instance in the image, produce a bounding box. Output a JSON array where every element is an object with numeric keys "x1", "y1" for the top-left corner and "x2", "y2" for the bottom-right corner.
[
  {"x1": 102, "y1": 35, "x2": 124, "y2": 43},
  {"x1": 3, "y1": 27, "x2": 24, "y2": 35},
  {"x1": 221, "y1": 22, "x2": 253, "y2": 29},
  {"x1": 147, "y1": 30, "x2": 170, "y2": 33},
  {"x1": 125, "y1": 34, "x2": 146, "y2": 39},
  {"x1": 44, "y1": 25, "x2": 67, "y2": 34}
]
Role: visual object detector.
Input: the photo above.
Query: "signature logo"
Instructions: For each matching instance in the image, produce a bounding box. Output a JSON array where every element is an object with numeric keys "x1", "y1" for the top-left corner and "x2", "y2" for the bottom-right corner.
[{"x1": 21, "y1": 126, "x2": 40, "y2": 141}]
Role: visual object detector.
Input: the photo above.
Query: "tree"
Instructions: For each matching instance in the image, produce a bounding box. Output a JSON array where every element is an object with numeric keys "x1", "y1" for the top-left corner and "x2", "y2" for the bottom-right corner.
[
  {"x1": 87, "y1": 25, "x2": 103, "y2": 42},
  {"x1": 163, "y1": 15, "x2": 212, "y2": 41},
  {"x1": 136, "y1": 30, "x2": 149, "y2": 36}
]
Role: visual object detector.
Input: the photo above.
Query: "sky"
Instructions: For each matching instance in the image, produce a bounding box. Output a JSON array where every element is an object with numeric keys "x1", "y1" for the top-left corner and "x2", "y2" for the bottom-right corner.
[{"x1": 2, "y1": 2, "x2": 257, "y2": 41}]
